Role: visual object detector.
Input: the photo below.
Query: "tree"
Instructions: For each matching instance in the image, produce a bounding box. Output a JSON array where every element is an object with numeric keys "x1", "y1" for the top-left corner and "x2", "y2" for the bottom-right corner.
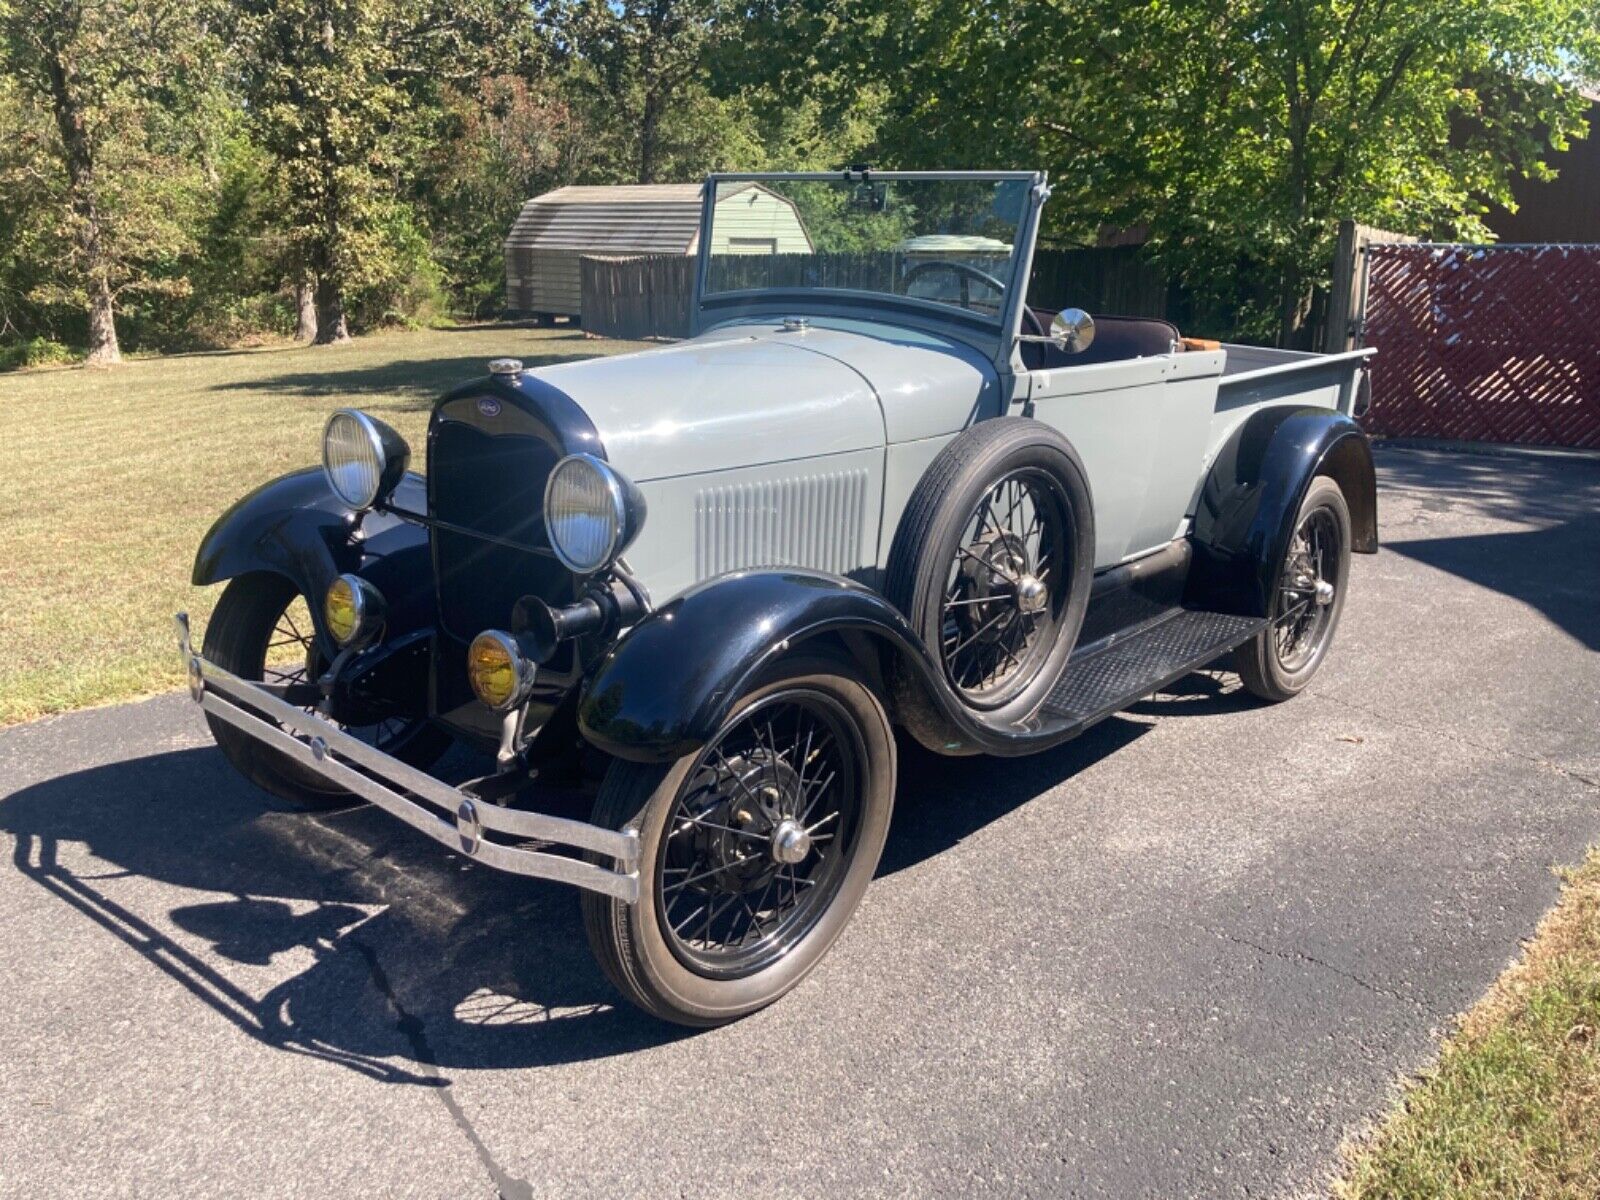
[
  {"x1": 1055, "y1": 0, "x2": 1600, "y2": 344},
  {"x1": 751, "y1": 0, "x2": 1599, "y2": 344},
  {"x1": 0, "y1": 0, "x2": 217, "y2": 364},
  {"x1": 559, "y1": 0, "x2": 737, "y2": 183},
  {"x1": 236, "y1": 0, "x2": 533, "y2": 343},
  {"x1": 414, "y1": 75, "x2": 596, "y2": 315}
]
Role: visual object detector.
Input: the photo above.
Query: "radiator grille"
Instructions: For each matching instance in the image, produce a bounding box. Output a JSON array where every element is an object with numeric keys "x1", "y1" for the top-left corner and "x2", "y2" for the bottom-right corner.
[{"x1": 694, "y1": 470, "x2": 869, "y2": 580}]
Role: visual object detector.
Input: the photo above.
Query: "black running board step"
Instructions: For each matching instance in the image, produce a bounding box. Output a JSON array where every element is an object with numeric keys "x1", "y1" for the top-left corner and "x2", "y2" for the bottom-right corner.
[{"x1": 1029, "y1": 609, "x2": 1266, "y2": 731}]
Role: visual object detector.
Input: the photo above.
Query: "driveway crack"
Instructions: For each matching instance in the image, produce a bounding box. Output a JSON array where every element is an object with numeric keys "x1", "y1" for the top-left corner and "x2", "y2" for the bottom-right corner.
[
  {"x1": 1197, "y1": 924, "x2": 1426, "y2": 1011},
  {"x1": 349, "y1": 938, "x2": 533, "y2": 1200}
]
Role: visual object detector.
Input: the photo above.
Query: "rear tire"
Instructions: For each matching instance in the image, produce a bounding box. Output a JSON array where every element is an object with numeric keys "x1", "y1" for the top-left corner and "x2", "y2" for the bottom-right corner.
[
  {"x1": 582, "y1": 657, "x2": 895, "y2": 1026},
  {"x1": 201, "y1": 574, "x2": 447, "y2": 808},
  {"x1": 1234, "y1": 477, "x2": 1352, "y2": 702}
]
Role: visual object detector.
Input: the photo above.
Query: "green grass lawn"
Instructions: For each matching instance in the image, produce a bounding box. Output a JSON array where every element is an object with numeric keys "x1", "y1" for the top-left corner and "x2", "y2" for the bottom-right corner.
[
  {"x1": 0, "y1": 324, "x2": 648, "y2": 724},
  {"x1": 1337, "y1": 847, "x2": 1600, "y2": 1198}
]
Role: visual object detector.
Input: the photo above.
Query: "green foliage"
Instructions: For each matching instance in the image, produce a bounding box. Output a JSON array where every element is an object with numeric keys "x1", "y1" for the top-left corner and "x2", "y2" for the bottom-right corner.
[
  {"x1": 233, "y1": 0, "x2": 531, "y2": 339},
  {"x1": 751, "y1": 0, "x2": 1599, "y2": 343},
  {"x1": 0, "y1": 0, "x2": 1594, "y2": 355},
  {"x1": 413, "y1": 76, "x2": 594, "y2": 316},
  {"x1": 0, "y1": 336, "x2": 72, "y2": 372},
  {"x1": 0, "y1": 0, "x2": 220, "y2": 359}
]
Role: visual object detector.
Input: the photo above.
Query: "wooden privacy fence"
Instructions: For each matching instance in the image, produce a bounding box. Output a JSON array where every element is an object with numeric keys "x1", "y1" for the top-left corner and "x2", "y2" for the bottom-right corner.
[
  {"x1": 1361, "y1": 244, "x2": 1600, "y2": 448},
  {"x1": 579, "y1": 254, "x2": 695, "y2": 340},
  {"x1": 1027, "y1": 246, "x2": 1170, "y2": 319},
  {"x1": 579, "y1": 247, "x2": 1174, "y2": 340}
]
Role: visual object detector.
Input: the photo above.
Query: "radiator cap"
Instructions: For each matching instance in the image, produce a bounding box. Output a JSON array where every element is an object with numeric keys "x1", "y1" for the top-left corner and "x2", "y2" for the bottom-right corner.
[{"x1": 488, "y1": 358, "x2": 524, "y2": 377}]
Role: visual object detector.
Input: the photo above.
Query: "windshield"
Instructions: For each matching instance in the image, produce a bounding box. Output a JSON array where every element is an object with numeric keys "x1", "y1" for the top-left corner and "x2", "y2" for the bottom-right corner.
[{"x1": 701, "y1": 175, "x2": 1033, "y2": 323}]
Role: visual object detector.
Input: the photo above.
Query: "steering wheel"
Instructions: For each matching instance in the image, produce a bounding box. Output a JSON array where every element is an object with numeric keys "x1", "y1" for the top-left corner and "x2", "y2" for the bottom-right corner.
[{"x1": 901, "y1": 258, "x2": 1044, "y2": 335}]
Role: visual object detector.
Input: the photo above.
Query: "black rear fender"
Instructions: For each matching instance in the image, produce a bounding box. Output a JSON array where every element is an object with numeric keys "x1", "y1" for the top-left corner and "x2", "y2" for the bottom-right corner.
[
  {"x1": 1186, "y1": 406, "x2": 1378, "y2": 617},
  {"x1": 192, "y1": 468, "x2": 436, "y2": 649}
]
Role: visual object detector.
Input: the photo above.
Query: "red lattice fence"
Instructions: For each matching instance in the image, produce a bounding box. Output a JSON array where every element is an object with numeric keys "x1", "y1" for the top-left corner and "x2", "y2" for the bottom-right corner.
[{"x1": 1362, "y1": 244, "x2": 1600, "y2": 448}]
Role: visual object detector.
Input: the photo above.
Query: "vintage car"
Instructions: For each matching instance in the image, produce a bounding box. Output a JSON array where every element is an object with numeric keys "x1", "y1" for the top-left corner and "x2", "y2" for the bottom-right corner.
[{"x1": 177, "y1": 169, "x2": 1378, "y2": 1026}]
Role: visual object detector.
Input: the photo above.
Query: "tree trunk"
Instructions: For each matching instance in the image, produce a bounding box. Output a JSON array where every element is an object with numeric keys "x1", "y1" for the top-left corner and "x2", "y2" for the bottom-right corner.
[
  {"x1": 313, "y1": 274, "x2": 349, "y2": 344},
  {"x1": 1277, "y1": 269, "x2": 1314, "y2": 350},
  {"x1": 41, "y1": 36, "x2": 121, "y2": 364},
  {"x1": 294, "y1": 275, "x2": 318, "y2": 342},
  {"x1": 638, "y1": 91, "x2": 662, "y2": 184},
  {"x1": 84, "y1": 275, "x2": 120, "y2": 366}
]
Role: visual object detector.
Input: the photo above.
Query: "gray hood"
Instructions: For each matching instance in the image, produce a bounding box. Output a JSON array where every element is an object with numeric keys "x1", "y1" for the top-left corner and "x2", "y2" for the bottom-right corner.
[{"x1": 532, "y1": 319, "x2": 999, "y2": 482}]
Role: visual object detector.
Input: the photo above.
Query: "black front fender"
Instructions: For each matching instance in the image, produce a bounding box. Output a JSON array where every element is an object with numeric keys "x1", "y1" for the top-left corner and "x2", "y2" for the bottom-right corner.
[
  {"x1": 1186, "y1": 406, "x2": 1378, "y2": 617},
  {"x1": 192, "y1": 468, "x2": 436, "y2": 646},
  {"x1": 577, "y1": 571, "x2": 947, "y2": 763}
]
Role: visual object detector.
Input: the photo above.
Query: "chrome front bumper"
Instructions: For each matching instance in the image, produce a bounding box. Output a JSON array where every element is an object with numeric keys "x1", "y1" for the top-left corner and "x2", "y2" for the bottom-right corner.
[{"x1": 174, "y1": 614, "x2": 639, "y2": 903}]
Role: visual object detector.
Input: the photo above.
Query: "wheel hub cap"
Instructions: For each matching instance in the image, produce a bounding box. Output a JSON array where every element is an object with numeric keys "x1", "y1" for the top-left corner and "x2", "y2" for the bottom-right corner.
[
  {"x1": 1014, "y1": 573, "x2": 1048, "y2": 614},
  {"x1": 1314, "y1": 579, "x2": 1335, "y2": 606},
  {"x1": 770, "y1": 819, "x2": 812, "y2": 865}
]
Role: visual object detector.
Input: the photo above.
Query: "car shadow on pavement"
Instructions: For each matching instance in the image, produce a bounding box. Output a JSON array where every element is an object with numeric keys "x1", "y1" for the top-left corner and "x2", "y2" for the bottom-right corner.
[
  {"x1": 880, "y1": 715, "x2": 1150, "y2": 876},
  {"x1": 1, "y1": 680, "x2": 1236, "y2": 1084},
  {"x1": 1, "y1": 747, "x2": 678, "y2": 1084}
]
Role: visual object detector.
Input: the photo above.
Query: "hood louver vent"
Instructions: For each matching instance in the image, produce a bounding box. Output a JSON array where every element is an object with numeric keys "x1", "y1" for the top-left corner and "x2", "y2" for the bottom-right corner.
[{"x1": 694, "y1": 470, "x2": 869, "y2": 581}]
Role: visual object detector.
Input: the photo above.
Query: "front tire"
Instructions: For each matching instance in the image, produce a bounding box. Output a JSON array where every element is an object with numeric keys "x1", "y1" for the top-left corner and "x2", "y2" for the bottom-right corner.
[
  {"x1": 201, "y1": 574, "x2": 447, "y2": 808},
  {"x1": 582, "y1": 657, "x2": 895, "y2": 1026},
  {"x1": 1234, "y1": 476, "x2": 1352, "y2": 701}
]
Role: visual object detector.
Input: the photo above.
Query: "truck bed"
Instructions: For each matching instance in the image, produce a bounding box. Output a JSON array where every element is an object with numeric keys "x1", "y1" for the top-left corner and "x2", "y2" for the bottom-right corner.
[{"x1": 1217, "y1": 344, "x2": 1374, "y2": 415}]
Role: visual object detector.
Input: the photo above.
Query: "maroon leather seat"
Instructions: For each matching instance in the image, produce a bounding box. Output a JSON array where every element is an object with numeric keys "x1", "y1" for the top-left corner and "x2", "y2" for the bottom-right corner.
[{"x1": 1025, "y1": 311, "x2": 1180, "y2": 370}]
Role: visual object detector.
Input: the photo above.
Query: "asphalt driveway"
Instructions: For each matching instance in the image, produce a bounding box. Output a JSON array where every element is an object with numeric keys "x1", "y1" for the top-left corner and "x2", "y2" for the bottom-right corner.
[{"x1": 2, "y1": 445, "x2": 1597, "y2": 1199}]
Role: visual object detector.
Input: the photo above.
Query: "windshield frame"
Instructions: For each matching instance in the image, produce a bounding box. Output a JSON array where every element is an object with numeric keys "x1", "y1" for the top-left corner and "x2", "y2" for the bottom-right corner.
[{"x1": 691, "y1": 169, "x2": 1047, "y2": 366}]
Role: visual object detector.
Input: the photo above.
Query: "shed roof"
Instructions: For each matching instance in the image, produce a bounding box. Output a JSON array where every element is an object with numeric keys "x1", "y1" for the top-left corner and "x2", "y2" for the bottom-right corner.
[{"x1": 505, "y1": 184, "x2": 706, "y2": 255}]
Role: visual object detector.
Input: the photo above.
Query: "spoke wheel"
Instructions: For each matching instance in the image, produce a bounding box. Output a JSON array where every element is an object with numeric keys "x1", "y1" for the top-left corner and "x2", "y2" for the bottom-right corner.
[
  {"x1": 582, "y1": 657, "x2": 895, "y2": 1026},
  {"x1": 939, "y1": 469, "x2": 1068, "y2": 705},
  {"x1": 264, "y1": 596, "x2": 417, "y2": 755},
  {"x1": 657, "y1": 690, "x2": 863, "y2": 978},
  {"x1": 1271, "y1": 506, "x2": 1340, "y2": 673},
  {"x1": 1235, "y1": 477, "x2": 1352, "y2": 702},
  {"x1": 885, "y1": 418, "x2": 1094, "y2": 732},
  {"x1": 202, "y1": 574, "x2": 446, "y2": 807}
]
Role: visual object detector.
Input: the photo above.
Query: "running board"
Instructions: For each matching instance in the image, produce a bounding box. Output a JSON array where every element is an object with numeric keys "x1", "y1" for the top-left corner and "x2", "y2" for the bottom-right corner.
[{"x1": 1021, "y1": 609, "x2": 1266, "y2": 735}]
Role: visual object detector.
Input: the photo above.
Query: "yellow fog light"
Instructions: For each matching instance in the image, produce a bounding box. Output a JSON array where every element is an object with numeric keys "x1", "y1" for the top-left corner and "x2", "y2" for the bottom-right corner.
[
  {"x1": 467, "y1": 630, "x2": 533, "y2": 711},
  {"x1": 323, "y1": 574, "x2": 384, "y2": 647}
]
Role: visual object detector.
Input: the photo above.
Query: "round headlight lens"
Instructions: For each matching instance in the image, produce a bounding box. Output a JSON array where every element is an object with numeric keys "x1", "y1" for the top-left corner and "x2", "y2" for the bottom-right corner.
[
  {"x1": 467, "y1": 631, "x2": 529, "y2": 711},
  {"x1": 323, "y1": 409, "x2": 386, "y2": 510},
  {"x1": 544, "y1": 454, "x2": 626, "y2": 574},
  {"x1": 324, "y1": 576, "x2": 362, "y2": 645},
  {"x1": 323, "y1": 574, "x2": 385, "y2": 647}
]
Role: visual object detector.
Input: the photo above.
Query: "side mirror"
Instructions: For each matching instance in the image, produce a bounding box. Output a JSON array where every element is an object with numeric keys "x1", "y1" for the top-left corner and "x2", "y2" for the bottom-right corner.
[{"x1": 1050, "y1": 308, "x2": 1095, "y2": 353}]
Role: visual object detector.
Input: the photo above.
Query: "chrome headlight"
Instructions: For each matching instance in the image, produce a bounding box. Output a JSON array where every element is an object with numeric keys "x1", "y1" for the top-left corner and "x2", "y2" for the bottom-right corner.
[
  {"x1": 467, "y1": 630, "x2": 536, "y2": 711},
  {"x1": 322, "y1": 409, "x2": 409, "y2": 511},
  {"x1": 543, "y1": 454, "x2": 645, "y2": 575},
  {"x1": 323, "y1": 574, "x2": 385, "y2": 647}
]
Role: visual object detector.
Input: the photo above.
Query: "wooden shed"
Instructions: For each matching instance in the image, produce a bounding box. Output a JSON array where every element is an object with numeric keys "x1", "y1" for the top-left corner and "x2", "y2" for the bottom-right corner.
[{"x1": 504, "y1": 183, "x2": 813, "y2": 320}]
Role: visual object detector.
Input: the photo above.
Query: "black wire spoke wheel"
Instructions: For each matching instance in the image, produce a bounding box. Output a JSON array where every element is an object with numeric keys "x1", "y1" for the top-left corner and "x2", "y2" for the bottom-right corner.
[
  {"x1": 1272, "y1": 505, "x2": 1341, "y2": 673},
  {"x1": 582, "y1": 657, "x2": 895, "y2": 1027},
  {"x1": 939, "y1": 469, "x2": 1069, "y2": 704},
  {"x1": 656, "y1": 689, "x2": 863, "y2": 978},
  {"x1": 1234, "y1": 476, "x2": 1352, "y2": 703},
  {"x1": 264, "y1": 596, "x2": 413, "y2": 754},
  {"x1": 885, "y1": 419, "x2": 1094, "y2": 731}
]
